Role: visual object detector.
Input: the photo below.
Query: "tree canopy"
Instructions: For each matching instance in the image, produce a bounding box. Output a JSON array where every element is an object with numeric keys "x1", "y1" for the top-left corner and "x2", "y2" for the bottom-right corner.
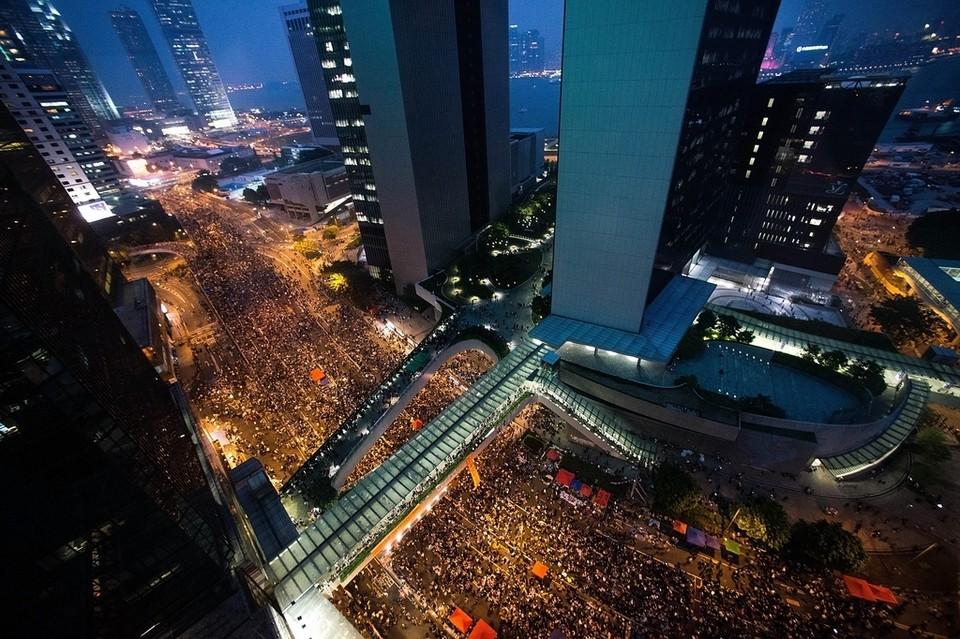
[
  {"x1": 734, "y1": 496, "x2": 790, "y2": 550},
  {"x1": 785, "y1": 520, "x2": 867, "y2": 572},
  {"x1": 191, "y1": 170, "x2": 219, "y2": 193},
  {"x1": 907, "y1": 208, "x2": 960, "y2": 258},
  {"x1": 869, "y1": 296, "x2": 937, "y2": 344}
]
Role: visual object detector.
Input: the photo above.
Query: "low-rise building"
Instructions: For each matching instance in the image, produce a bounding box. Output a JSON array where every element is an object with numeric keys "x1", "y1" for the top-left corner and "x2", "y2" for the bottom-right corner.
[
  {"x1": 897, "y1": 256, "x2": 960, "y2": 344},
  {"x1": 264, "y1": 157, "x2": 350, "y2": 223},
  {"x1": 510, "y1": 127, "x2": 544, "y2": 198},
  {"x1": 112, "y1": 277, "x2": 175, "y2": 380}
]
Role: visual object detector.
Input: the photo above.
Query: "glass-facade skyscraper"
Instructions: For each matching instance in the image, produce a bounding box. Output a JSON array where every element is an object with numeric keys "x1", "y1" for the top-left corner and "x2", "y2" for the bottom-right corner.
[
  {"x1": 110, "y1": 6, "x2": 182, "y2": 115},
  {"x1": 0, "y1": 0, "x2": 119, "y2": 133},
  {"x1": 150, "y1": 0, "x2": 237, "y2": 129},
  {"x1": 280, "y1": 2, "x2": 338, "y2": 144},
  {"x1": 0, "y1": 101, "x2": 238, "y2": 638},
  {"x1": 551, "y1": 0, "x2": 777, "y2": 332}
]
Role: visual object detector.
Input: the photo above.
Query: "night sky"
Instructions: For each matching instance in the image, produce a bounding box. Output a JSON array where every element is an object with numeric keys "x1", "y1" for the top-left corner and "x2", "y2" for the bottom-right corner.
[{"x1": 52, "y1": 0, "x2": 954, "y2": 109}]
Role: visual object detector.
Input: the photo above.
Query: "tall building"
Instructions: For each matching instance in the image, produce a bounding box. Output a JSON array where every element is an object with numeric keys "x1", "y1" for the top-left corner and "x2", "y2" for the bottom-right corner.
[
  {"x1": 0, "y1": 0, "x2": 119, "y2": 133},
  {"x1": 520, "y1": 28, "x2": 544, "y2": 72},
  {"x1": 110, "y1": 7, "x2": 182, "y2": 115},
  {"x1": 150, "y1": 0, "x2": 237, "y2": 129},
  {"x1": 509, "y1": 24, "x2": 521, "y2": 74},
  {"x1": 709, "y1": 70, "x2": 906, "y2": 291},
  {"x1": 307, "y1": 0, "x2": 391, "y2": 275},
  {"x1": 0, "y1": 100, "x2": 237, "y2": 639},
  {"x1": 280, "y1": 2, "x2": 338, "y2": 144},
  {"x1": 0, "y1": 61, "x2": 123, "y2": 211},
  {"x1": 548, "y1": 0, "x2": 776, "y2": 339},
  {"x1": 339, "y1": 0, "x2": 511, "y2": 292}
]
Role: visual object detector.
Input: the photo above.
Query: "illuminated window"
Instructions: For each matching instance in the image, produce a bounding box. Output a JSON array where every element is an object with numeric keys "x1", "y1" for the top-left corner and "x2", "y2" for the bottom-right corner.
[
  {"x1": 803, "y1": 140, "x2": 814, "y2": 149},
  {"x1": 767, "y1": 98, "x2": 775, "y2": 108},
  {"x1": 814, "y1": 110, "x2": 829, "y2": 120},
  {"x1": 756, "y1": 131, "x2": 763, "y2": 140},
  {"x1": 810, "y1": 218, "x2": 822, "y2": 226},
  {"x1": 761, "y1": 117, "x2": 768, "y2": 126},
  {"x1": 752, "y1": 144, "x2": 759, "y2": 153},
  {"x1": 797, "y1": 154, "x2": 810, "y2": 163},
  {"x1": 748, "y1": 157, "x2": 755, "y2": 166},
  {"x1": 808, "y1": 125, "x2": 821, "y2": 135},
  {"x1": 744, "y1": 169, "x2": 751, "y2": 178}
]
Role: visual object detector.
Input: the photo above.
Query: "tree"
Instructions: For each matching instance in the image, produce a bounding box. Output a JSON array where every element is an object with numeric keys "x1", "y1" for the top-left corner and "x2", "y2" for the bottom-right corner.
[
  {"x1": 738, "y1": 394, "x2": 786, "y2": 418},
  {"x1": 907, "y1": 208, "x2": 960, "y2": 259},
  {"x1": 242, "y1": 184, "x2": 269, "y2": 205},
  {"x1": 715, "y1": 314, "x2": 741, "y2": 341},
  {"x1": 652, "y1": 464, "x2": 701, "y2": 519},
  {"x1": 845, "y1": 358, "x2": 886, "y2": 396},
  {"x1": 819, "y1": 349, "x2": 849, "y2": 372},
  {"x1": 785, "y1": 520, "x2": 867, "y2": 572},
  {"x1": 802, "y1": 343, "x2": 823, "y2": 362},
  {"x1": 219, "y1": 154, "x2": 261, "y2": 176},
  {"x1": 483, "y1": 221, "x2": 511, "y2": 253},
  {"x1": 695, "y1": 309, "x2": 717, "y2": 331},
  {"x1": 870, "y1": 296, "x2": 937, "y2": 344},
  {"x1": 911, "y1": 418, "x2": 952, "y2": 487},
  {"x1": 531, "y1": 294, "x2": 551, "y2": 323},
  {"x1": 734, "y1": 328, "x2": 755, "y2": 344},
  {"x1": 322, "y1": 226, "x2": 338, "y2": 240},
  {"x1": 191, "y1": 170, "x2": 218, "y2": 193},
  {"x1": 734, "y1": 496, "x2": 790, "y2": 550}
]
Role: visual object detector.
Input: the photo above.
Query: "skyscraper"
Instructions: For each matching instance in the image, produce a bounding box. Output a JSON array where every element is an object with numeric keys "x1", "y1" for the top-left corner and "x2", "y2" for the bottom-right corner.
[
  {"x1": 150, "y1": 0, "x2": 237, "y2": 129},
  {"x1": 520, "y1": 29, "x2": 544, "y2": 73},
  {"x1": 280, "y1": 2, "x2": 338, "y2": 144},
  {"x1": 550, "y1": 0, "x2": 777, "y2": 334},
  {"x1": 509, "y1": 24, "x2": 521, "y2": 74},
  {"x1": 0, "y1": 0, "x2": 119, "y2": 133},
  {"x1": 110, "y1": 6, "x2": 182, "y2": 115},
  {"x1": 709, "y1": 70, "x2": 906, "y2": 291},
  {"x1": 337, "y1": 0, "x2": 511, "y2": 292},
  {"x1": 0, "y1": 100, "x2": 237, "y2": 639},
  {"x1": 308, "y1": 0, "x2": 391, "y2": 276}
]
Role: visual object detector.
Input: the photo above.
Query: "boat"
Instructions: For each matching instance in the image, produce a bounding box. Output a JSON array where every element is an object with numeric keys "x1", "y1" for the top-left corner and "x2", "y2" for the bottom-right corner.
[{"x1": 896, "y1": 99, "x2": 958, "y2": 121}]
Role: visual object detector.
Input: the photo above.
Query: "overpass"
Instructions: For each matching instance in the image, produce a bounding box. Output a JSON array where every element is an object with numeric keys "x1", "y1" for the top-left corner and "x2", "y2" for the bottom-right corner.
[
  {"x1": 268, "y1": 339, "x2": 657, "y2": 631},
  {"x1": 127, "y1": 241, "x2": 197, "y2": 260}
]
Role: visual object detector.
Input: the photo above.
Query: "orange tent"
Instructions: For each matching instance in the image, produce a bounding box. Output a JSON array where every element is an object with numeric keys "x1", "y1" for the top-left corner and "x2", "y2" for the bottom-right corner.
[
  {"x1": 672, "y1": 520, "x2": 688, "y2": 535},
  {"x1": 531, "y1": 561, "x2": 549, "y2": 579},
  {"x1": 555, "y1": 468, "x2": 574, "y2": 487},
  {"x1": 309, "y1": 368, "x2": 326, "y2": 382},
  {"x1": 579, "y1": 484, "x2": 593, "y2": 499},
  {"x1": 593, "y1": 489, "x2": 611, "y2": 509},
  {"x1": 449, "y1": 607, "x2": 473, "y2": 633},
  {"x1": 842, "y1": 575, "x2": 876, "y2": 602},
  {"x1": 410, "y1": 418, "x2": 424, "y2": 430},
  {"x1": 468, "y1": 619, "x2": 497, "y2": 639},
  {"x1": 868, "y1": 584, "x2": 898, "y2": 605}
]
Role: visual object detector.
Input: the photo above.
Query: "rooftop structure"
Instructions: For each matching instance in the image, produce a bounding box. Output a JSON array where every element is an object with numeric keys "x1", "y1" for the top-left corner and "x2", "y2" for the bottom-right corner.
[
  {"x1": 897, "y1": 257, "x2": 960, "y2": 340},
  {"x1": 110, "y1": 6, "x2": 182, "y2": 115}
]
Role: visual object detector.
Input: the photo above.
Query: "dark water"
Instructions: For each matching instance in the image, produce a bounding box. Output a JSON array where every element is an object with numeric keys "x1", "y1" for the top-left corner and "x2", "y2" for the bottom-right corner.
[
  {"x1": 234, "y1": 58, "x2": 958, "y2": 143},
  {"x1": 229, "y1": 77, "x2": 563, "y2": 136}
]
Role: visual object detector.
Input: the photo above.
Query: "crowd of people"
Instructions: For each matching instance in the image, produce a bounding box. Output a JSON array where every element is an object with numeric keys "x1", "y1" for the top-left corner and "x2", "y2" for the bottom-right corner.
[
  {"x1": 163, "y1": 194, "x2": 407, "y2": 484},
  {"x1": 332, "y1": 406, "x2": 902, "y2": 639},
  {"x1": 344, "y1": 350, "x2": 494, "y2": 489}
]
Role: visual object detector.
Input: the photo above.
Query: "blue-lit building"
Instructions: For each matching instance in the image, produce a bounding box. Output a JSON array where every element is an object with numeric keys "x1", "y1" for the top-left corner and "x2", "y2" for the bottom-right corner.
[
  {"x1": 280, "y1": 2, "x2": 338, "y2": 145},
  {"x1": 110, "y1": 7, "x2": 182, "y2": 115},
  {"x1": 547, "y1": 0, "x2": 777, "y2": 357},
  {"x1": 150, "y1": 0, "x2": 237, "y2": 129}
]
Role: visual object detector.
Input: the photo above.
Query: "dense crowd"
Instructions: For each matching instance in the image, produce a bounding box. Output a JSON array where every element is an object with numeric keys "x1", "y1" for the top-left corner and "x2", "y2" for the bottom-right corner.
[
  {"x1": 333, "y1": 407, "x2": 900, "y2": 639},
  {"x1": 344, "y1": 350, "x2": 494, "y2": 489},
  {"x1": 165, "y1": 197, "x2": 406, "y2": 483}
]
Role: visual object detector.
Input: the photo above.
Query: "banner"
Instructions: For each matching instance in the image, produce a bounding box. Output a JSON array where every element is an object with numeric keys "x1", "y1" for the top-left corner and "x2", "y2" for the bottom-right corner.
[{"x1": 466, "y1": 455, "x2": 480, "y2": 488}]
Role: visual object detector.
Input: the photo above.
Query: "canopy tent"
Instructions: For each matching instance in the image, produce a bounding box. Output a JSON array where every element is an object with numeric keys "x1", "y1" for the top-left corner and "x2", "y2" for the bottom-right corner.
[
  {"x1": 686, "y1": 527, "x2": 707, "y2": 548},
  {"x1": 555, "y1": 469, "x2": 574, "y2": 487},
  {"x1": 722, "y1": 538, "x2": 741, "y2": 555},
  {"x1": 546, "y1": 449, "x2": 561, "y2": 462},
  {"x1": 309, "y1": 368, "x2": 327, "y2": 383},
  {"x1": 468, "y1": 619, "x2": 497, "y2": 639},
  {"x1": 410, "y1": 418, "x2": 424, "y2": 430},
  {"x1": 570, "y1": 479, "x2": 582, "y2": 492},
  {"x1": 842, "y1": 575, "x2": 898, "y2": 604},
  {"x1": 672, "y1": 520, "x2": 688, "y2": 535},
  {"x1": 705, "y1": 535, "x2": 722, "y2": 551},
  {"x1": 531, "y1": 561, "x2": 549, "y2": 579},
  {"x1": 549, "y1": 630, "x2": 567, "y2": 639},
  {"x1": 593, "y1": 489, "x2": 611, "y2": 509},
  {"x1": 449, "y1": 607, "x2": 473, "y2": 633},
  {"x1": 578, "y1": 484, "x2": 593, "y2": 498}
]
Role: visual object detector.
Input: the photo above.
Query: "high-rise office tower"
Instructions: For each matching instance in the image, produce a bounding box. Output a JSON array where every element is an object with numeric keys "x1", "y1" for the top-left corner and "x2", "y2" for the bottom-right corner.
[
  {"x1": 509, "y1": 24, "x2": 521, "y2": 74},
  {"x1": 0, "y1": 101, "x2": 237, "y2": 639},
  {"x1": 0, "y1": 0, "x2": 120, "y2": 133},
  {"x1": 337, "y1": 0, "x2": 511, "y2": 292},
  {"x1": 0, "y1": 50, "x2": 123, "y2": 210},
  {"x1": 520, "y1": 28, "x2": 544, "y2": 72},
  {"x1": 110, "y1": 6, "x2": 182, "y2": 115},
  {"x1": 280, "y1": 2, "x2": 338, "y2": 144},
  {"x1": 307, "y1": 0, "x2": 391, "y2": 276},
  {"x1": 709, "y1": 70, "x2": 906, "y2": 291},
  {"x1": 549, "y1": 0, "x2": 776, "y2": 337},
  {"x1": 150, "y1": 0, "x2": 237, "y2": 129}
]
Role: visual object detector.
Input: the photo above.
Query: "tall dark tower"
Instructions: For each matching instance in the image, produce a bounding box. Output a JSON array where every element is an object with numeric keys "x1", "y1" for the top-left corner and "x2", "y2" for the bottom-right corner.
[
  {"x1": 110, "y1": 6, "x2": 182, "y2": 114},
  {"x1": 0, "y1": 101, "x2": 238, "y2": 639},
  {"x1": 280, "y1": 2, "x2": 338, "y2": 144}
]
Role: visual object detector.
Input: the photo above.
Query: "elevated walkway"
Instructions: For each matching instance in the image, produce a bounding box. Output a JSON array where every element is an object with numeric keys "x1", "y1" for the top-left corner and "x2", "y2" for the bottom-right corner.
[{"x1": 818, "y1": 380, "x2": 929, "y2": 479}]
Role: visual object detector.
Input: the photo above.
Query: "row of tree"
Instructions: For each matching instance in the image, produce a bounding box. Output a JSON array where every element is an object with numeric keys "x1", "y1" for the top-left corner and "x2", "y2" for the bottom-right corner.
[
  {"x1": 801, "y1": 344, "x2": 886, "y2": 396},
  {"x1": 653, "y1": 464, "x2": 867, "y2": 571}
]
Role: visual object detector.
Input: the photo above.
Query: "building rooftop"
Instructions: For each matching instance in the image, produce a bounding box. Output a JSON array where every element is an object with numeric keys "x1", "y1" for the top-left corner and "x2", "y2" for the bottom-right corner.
[
  {"x1": 112, "y1": 278, "x2": 156, "y2": 349},
  {"x1": 531, "y1": 275, "x2": 715, "y2": 362},
  {"x1": 268, "y1": 156, "x2": 345, "y2": 176},
  {"x1": 900, "y1": 256, "x2": 960, "y2": 311}
]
